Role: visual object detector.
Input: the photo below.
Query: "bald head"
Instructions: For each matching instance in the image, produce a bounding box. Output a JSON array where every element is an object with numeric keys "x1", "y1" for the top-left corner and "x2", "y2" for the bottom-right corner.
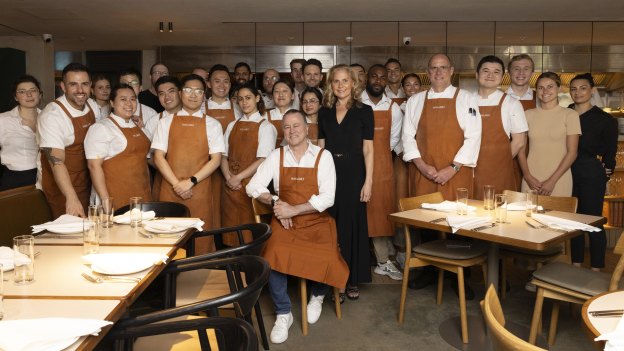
[{"x1": 262, "y1": 69, "x2": 280, "y2": 93}]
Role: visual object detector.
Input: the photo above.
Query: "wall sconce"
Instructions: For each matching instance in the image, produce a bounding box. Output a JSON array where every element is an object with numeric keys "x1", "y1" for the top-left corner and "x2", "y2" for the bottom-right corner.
[
  {"x1": 168, "y1": 22, "x2": 173, "y2": 33},
  {"x1": 159, "y1": 22, "x2": 164, "y2": 32}
]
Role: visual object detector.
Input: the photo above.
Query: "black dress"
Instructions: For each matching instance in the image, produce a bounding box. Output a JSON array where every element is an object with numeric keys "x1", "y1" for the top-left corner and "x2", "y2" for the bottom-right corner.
[
  {"x1": 569, "y1": 105, "x2": 618, "y2": 268},
  {"x1": 318, "y1": 103, "x2": 374, "y2": 285}
]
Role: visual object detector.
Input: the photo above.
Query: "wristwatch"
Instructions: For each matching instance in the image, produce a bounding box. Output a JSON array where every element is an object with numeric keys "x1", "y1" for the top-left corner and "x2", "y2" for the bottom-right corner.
[
  {"x1": 271, "y1": 195, "x2": 279, "y2": 207},
  {"x1": 450, "y1": 163, "x2": 460, "y2": 172},
  {"x1": 190, "y1": 176, "x2": 198, "y2": 186}
]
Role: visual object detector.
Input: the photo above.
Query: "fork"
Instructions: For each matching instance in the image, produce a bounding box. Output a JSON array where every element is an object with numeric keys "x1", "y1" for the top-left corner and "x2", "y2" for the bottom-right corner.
[
  {"x1": 526, "y1": 220, "x2": 567, "y2": 233},
  {"x1": 471, "y1": 223, "x2": 497, "y2": 231},
  {"x1": 138, "y1": 229, "x2": 183, "y2": 239},
  {"x1": 81, "y1": 272, "x2": 140, "y2": 283},
  {"x1": 429, "y1": 217, "x2": 447, "y2": 224}
]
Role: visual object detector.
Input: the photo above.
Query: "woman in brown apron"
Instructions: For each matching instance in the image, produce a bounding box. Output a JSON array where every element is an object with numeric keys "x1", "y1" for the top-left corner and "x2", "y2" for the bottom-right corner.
[
  {"x1": 85, "y1": 85, "x2": 151, "y2": 208},
  {"x1": 268, "y1": 81, "x2": 295, "y2": 148},
  {"x1": 300, "y1": 87, "x2": 322, "y2": 146},
  {"x1": 221, "y1": 83, "x2": 277, "y2": 245},
  {"x1": 153, "y1": 74, "x2": 225, "y2": 253}
]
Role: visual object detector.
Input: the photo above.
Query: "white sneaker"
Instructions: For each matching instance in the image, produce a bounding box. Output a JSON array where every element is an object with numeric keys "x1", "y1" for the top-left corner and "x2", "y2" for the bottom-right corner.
[
  {"x1": 396, "y1": 252, "x2": 406, "y2": 270},
  {"x1": 270, "y1": 312, "x2": 293, "y2": 344},
  {"x1": 374, "y1": 260, "x2": 403, "y2": 280},
  {"x1": 307, "y1": 295, "x2": 324, "y2": 324}
]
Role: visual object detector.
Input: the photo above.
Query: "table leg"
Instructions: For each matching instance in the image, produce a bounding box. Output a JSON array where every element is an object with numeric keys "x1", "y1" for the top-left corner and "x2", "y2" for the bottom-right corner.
[{"x1": 487, "y1": 243, "x2": 499, "y2": 288}]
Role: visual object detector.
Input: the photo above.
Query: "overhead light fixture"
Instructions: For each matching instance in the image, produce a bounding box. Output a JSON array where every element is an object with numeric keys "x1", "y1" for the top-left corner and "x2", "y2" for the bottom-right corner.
[
  {"x1": 168, "y1": 22, "x2": 173, "y2": 33},
  {"x1": 159, "y1": 22, "x2": 164, "y2": 32}
]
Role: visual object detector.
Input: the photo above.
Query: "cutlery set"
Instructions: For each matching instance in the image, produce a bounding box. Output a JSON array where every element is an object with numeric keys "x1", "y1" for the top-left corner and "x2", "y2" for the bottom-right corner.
[
  {"x1": 525, "y1": 219, "x2": 567, "y2": 233},
  {"x1": 81, "y1": 272, "x2": 140, "y2": 284},
  {"x1": 588, "y1": 309, "x2": 624, "y2": 318}
]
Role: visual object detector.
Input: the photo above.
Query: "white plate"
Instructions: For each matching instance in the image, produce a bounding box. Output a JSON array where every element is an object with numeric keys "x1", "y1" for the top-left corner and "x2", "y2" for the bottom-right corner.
[
  {"x1": 87, "y1": 253, "x2": 158, "y2": 276},
  {"x1": 143, "y1": 223, "x2": 187, "y2": 234},
  {"x1": 46, "y1": 225, "x2": 85, "y2": 234}
]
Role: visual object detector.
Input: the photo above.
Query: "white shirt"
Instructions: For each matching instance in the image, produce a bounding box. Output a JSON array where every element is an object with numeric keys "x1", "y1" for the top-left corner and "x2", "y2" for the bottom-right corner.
[
  {"x1": 0, "y1": 106, "x2": 40, "y2": 170},
  {"x1": 402, "y1": 85, "x2": 481, "y2": 167},
  {"x1": 505, "y1": 86, "x2": 534, "y2": 102},
  {"x1": 92, "y1": 99, "x2": 110, "y2": 121},
  {"x1": 151, "y1": 109, "x2": 225, "y2": 154},
  {"x1": 223, "y1": 111, "x2": 277, "y2": 158},
  {"x1": 38, "y1": 95, "x2": 101, "y2": 150},
  {"x1": 475, "y1": 90, "x2": 528, "y2": 136},
  {"x1": 261, "y1": 92, "x2": 275, "y2": 109},
  {"x1": 360, "y1": 90, "x2": 403, "y2": 152},
  {"x1": 385, "y1": 86, "x2": 406, "y2": 99},
  {"x1": 291, "y1": 86, "x2": 305, "y2": 110},
  {"x1": 246, "y1": 142, "x2": 336, "y2": 212},
  {"x1": 136, "y1": 104, "x2": 159, "y2": 141},
  {"x1": 85, "y1": 114, "x2": 152, "y2": 161},
  {"x1": 200, "y1": 97, "x2": 243, "y2": 120}
]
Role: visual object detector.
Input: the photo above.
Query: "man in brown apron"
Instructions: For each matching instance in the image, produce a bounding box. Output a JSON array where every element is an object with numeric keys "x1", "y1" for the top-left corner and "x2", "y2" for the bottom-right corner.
[
  {"x1": 38, "y1": 63, "x2": 98, "y2": 218},
  {"x1": 361, "y1": 64, "x2": 404, "y2": 281},
  {"x1": 401, "y1": 54, "x2": 481, "y2": 294},
  {"x1": 474, "y1": 56, "x2": 528, "y2": 198},
  {"x1": 246, "y1": 110, "x2": 348, "y2": 344},
  {"x1": 152, "y1": 74, "x2": 225, "y2": 254}
]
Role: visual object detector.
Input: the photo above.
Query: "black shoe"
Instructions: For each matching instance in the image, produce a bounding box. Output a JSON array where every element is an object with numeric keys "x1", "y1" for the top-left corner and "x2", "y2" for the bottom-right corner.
[
  {"x1": 408, "y1": 269, "x2": 437, "y2": 290},
  {"x1": 451, "y1": 279, "x2": 475, "y2": 301}
]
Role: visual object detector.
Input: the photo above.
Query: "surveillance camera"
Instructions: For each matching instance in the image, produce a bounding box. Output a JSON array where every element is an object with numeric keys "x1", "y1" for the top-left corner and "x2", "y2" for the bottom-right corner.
[
  {"x1": 403, "y1": 36, "x2": 412, "y2": 46},
  {"x1": 42, "y1": 34, "x2": 53, "y2": 43}
]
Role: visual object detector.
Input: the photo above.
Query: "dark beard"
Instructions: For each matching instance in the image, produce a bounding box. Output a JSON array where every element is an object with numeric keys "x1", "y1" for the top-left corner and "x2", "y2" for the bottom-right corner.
[{"x1": 366, "y1": 85, "x2": 384, "y2": 98}]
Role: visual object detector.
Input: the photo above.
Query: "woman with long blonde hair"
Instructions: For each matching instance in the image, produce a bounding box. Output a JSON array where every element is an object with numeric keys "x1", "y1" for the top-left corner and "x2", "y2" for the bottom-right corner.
[{"x1": 318, "y1": 64, "x2": 374, "y2": 301}]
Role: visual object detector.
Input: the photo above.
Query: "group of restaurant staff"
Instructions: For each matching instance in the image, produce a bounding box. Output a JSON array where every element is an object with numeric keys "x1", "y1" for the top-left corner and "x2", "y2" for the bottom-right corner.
[{"x1": 0, "y1": 53, "x2": 618, "y2": 323}]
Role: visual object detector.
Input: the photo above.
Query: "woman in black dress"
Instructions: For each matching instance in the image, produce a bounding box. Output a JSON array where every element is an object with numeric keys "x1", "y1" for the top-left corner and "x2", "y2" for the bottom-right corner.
[
  {"x1": 318, "y1": 64, "x2": 374, "y2": 300},
  {"x1": 569, "y1": 73, "x2": 618, "y2": 271}
]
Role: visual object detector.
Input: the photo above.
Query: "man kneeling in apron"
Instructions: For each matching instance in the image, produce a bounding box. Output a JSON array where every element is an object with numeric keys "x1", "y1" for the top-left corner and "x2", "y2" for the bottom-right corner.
[{"x1": 246, "y1": 109, "x2": 349, "y2": 344}]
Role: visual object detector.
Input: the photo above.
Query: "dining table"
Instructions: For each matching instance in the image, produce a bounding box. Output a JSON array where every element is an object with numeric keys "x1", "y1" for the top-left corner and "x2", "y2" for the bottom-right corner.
[{"x1": 582, "y1": 290, "x2": 624, "y2": 349}]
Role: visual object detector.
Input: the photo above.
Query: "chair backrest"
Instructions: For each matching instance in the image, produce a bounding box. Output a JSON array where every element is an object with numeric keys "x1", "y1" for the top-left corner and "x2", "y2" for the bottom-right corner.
[
  {"x1": 536, "y1": 195, "x2": 577, "y2": 213},
  {"x1": 398, "y1": 192, "x2": 444, "y2": 212},
  {"x1": 502, "y1": 190, "x2": 526, "y2": 204},
  {"x1": 0, "y1": 185, "x2": 52, "y2": 246},
  {"x1": 184, "y1": 223, "x2": 272, "y2": 262},
  {"x1": 115, "y1": 201, "x2": 190, "y2": 217},
  {"x1": 609, "y1": 231, "x2": 624, "y2": 291},
  {"x1": 251, "y1": 198, "x2": 273, "y2": 224},
  {"x1": 481, "y1": 285, "x2": 547, "y2": 351}
]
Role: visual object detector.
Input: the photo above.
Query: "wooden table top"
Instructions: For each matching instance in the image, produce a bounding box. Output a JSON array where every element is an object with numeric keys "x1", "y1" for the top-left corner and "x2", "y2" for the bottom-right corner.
[{"x1": 581, "y1": 290, "x2": 624, "y2": 339}]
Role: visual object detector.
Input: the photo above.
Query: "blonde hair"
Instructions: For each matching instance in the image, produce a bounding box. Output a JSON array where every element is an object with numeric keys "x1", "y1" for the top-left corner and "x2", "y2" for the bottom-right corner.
[{"x1": 322, "y1": 64, "x2": 363, "y2": 109}]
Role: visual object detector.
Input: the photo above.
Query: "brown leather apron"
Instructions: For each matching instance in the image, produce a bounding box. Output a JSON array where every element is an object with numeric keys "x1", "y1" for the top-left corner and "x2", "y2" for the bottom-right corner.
[
  {"x1": 151, "y1": 112, "x2": 166, "y2": 200},
  {"x1": 367, "y1": 106, "x2": 395, "y2": 237},
  {"x1": 519, "y1": 94, "x2": 537, "y2": 111},
  {"x1": 102, "y1": 117, "x2": 152, "y2": 208},
  {"x1": 391, "y1": 97, "x2": 407, "y2": 106},
  {"x1": 473, "y1": 94, "x2": 517, "y2": 199},
  {"x1": 159, "y1": 113, "x2": 214, "y2": 253},
  {"x1": 307, "y1": 123, "x2": 319, "y2": 146},
  {"x1": 410, "y1": 89, "x2": 473, "y2": 199},
  {"x1": 41, "y1": 101, "x2": 94, "y2": 218},
  {"x1": 262, "y1": 148, "x2": 349, "y2": 289},
  {"x1": 222, "y1": 119, "x2": 264, "y2": 245},
  {"x1": 205, "y1": 106, "x2": 236, "y2": 230},
  {"x1": 268, "y1": 110, "x2": 284, "y2": 148},
  {"x1": 513, "y1": 94, "x2": 537, "y2": 191}
]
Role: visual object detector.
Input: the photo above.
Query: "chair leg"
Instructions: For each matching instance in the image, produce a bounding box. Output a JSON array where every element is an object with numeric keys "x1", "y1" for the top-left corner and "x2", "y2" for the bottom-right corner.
[
  {"x1": 300, "y1": 278, "x2": 308, "y2": 336},
  {"x1": 500, "y1": 260, "x2": 507, "y2": 300},
  {"x1": 253, "y1": 301, "x2": 270, "y2": 350},
  {"x1": 482, "y1": 263, "x2": 488, "y2": 290},
  {"x1": 548, "y1": 301, "x2": 560, "y2": 346},
  {"x1": 457, "y1": 268, "x2": 469, "y2": 344},
  {"x1": 529, "y1": 287, "x2": 545, "y2": 344},
  {"x1": 398, "y1": 265, "x2": 410, "y2": 324},
  {"x1": 333, "y1": 288, "x2": 342, "y2": 319},
  {"x1": 436, "y1": 269, "x2": 444, "y2": 305}
]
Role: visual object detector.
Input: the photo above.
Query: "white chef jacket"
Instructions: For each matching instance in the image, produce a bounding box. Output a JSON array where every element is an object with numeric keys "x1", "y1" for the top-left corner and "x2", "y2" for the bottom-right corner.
[
  {"x1": 85, "y1": 114, "x2": 153, "y2": 161},
  {"x1": 291, "y1": 86, "x2": 305, "y2": 110},
  {"x1": 93, "y1": 100, "x2": 111, "y2": 121},
  {"x1": 200, "y1": 97, "x2": 243, "y2": 120},
  {"x1": 401, "y1": 85, "x2": 481, "y2": 167},
  {"x1": 475, "y1": 90, "x2": 528, "y2": 136},
  {"x1": 246, "y1": 141, "x2": 336, "y2": 212},
  {"x1": 261, "y1": 92, "x2": 275, "y2": 110},
  {"x1": 38, "y1": 95, "x2": 101, "y2": 150},
  {"x1": 0, "y1": 106, "x2": 40, "y2": 170},
  {"x1": 385, "y1": 86, "x2": 406, "y2": 99},
  {"x1": 223, "y1": 111, "x2": 277, "y2": 158},
  {"x1": 151, "y1": 109, "x2": 225, "y2": 154},
  {"x1": 136, "y1": 104, "x2": 159, "y2": 141},
  {"x1": 360, "y1": 90, "x2": 403, "y2": 152}
]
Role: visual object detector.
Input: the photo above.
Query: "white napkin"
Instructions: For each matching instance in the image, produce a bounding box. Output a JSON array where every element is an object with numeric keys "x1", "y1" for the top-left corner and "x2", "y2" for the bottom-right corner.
[
  {"x1": 143, "y1": 218, "x2": 204, "y2": 232},
  {"x1": 0, "y1": 246, "x2": 30, "y2": 271},
  {"x1": 422, "y1": 201, "x2": 477, "y2": 213},
  {"x1": 83, "y1": 252, "x2": 169, "y2": 275},
  {"x1": 532, "y1": 213, "x2": 601, "y2": 232},
  {"x1": 595, "y1": 314, "x2": 624, "y2": 351},
  {"x1": 0, "y1": 318, "x2": 112, "y2": 351},
  {"x1": 31, "y1": 214, "x2": 88, "y2": 234},
  {"x1": 504, "y1": 201, "x2": 544, "y2": 211},
  {"x1": 446, "y1": 215, "x2": 491, "y2": 233},
  {"x1": 113, "y1": 210, "x2": 156, "y2": 224}
]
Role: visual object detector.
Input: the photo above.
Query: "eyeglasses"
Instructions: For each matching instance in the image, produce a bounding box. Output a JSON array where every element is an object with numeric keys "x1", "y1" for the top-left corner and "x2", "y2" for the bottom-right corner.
[
  {"x1": 16, "y1": 88, "x2": 39, "y2": 96},
  {"x1": 301, "y1": 99, "x2": 319, "y2": 105},
  {"x1": 182, "y1": 87, "x2": 205, "y2": 95},
  {"x1": 124, "y1": 80, "x2": 140, "y2": 87},
  {"x1": 263, "y1": 76, "x2": 279, "y2": 82},
  {"x1": 151, "y1": 71, "x2": 169, "y2": 77}
]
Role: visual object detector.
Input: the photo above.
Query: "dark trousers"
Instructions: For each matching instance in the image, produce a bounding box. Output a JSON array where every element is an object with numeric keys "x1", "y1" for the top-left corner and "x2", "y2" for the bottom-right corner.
[
  {"x1": 570, "y1": 159, "x2": 607, "y2": 268},
  {"x1": 0, "y1": 165, "x2": 36, "y2": 191}
]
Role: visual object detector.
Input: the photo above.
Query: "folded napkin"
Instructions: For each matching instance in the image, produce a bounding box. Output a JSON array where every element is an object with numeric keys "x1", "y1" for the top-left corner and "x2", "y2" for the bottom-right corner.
[
  {"x1": 0, "y1": 246, "x2": 31, "y2": 271},
  {"x1": 113, "y1": 210, "x2": 156, "y2": 224},
  {"x1": 532, "y1": 213, "x2": 601, "y2": 232},
  {"x1": 504, "y1": 201, "x2": 544, "y2": 211},
  {"x1": 422, "y1": 201, "x2": 477, "y2": 213},
  {"x1": 595, "y1": 314, "x2": 624, "y2": 351},
  {"x1": 446, "y1": 215, "x2": 491, "y2": 233},
  {"x1": 143, "y1": 218, "x2": 204, "y2": 232},
  {"x1": 83, "y1": 252, "x2": 169, "y2": 275},
  {"x1": 31, "y1": 214, "x2": 89, "y2": 234},
  {"x1": 0, "y1": 318, "x2": 112, "y2": 351}
]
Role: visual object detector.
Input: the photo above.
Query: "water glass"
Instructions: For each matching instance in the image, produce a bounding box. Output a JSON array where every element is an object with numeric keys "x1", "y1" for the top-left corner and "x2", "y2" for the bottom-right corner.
[
  {"x1": 526, "y1": 190, "x2": 538, "y2": 217},
  {"x1": 88, "y1": 205, "x2": 100, "y2": 222},
  {"x1": 483, "y1": 185, "x2": 495, "y2": 210},
  {"x1": 13, "y1": 235, "x2": 35, "y2": 285},
  {"x1": 83, "y1": 219, "x2": 99, "y2": 254},
  {"x1": 456, "y1": 188, "x2": 469, "y2": 215},
  {"x1": 100, "y1": 197, "x2": 114, "y2": 228},
  {"x1": 129, "y1": 197, "x2": 142, "y2": 228},
  {"x1": 494, "y1": 194, "x2": 507, "y2": 223}
]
